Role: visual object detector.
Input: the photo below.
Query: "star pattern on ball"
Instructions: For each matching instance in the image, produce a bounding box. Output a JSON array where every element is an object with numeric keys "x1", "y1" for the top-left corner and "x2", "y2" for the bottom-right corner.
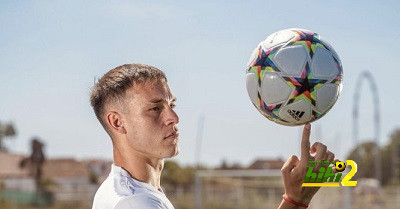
[
  {"x1": 288, "y1": 30, "x2": 330, "y2": 59},
  {"x1": 248, "y1": 46, "x2": 281, "y2": 86},
  {"x1": 282, "y1": 62, "x2": 328, "y2": 106},
  {"x1": 257, "y1": 92, "x2": 289, "y2": 123}
]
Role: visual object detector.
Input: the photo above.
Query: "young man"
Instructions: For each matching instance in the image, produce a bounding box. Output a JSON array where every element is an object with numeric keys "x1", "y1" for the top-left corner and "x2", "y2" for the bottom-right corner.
[{"x1": 90, "y1": 64, "x2": 335, "y2": 209}]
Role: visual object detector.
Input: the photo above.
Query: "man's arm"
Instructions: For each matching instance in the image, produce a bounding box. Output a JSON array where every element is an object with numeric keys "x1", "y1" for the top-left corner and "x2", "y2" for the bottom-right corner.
[{"x1": 277, "y1": 123, "x2": 336, "y2": 208}]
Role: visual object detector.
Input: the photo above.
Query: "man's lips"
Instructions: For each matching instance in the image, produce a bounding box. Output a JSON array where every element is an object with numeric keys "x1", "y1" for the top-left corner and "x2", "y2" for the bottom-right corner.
[{"x1": 164, "y1": 131, "x2": 179, "y2": 139}]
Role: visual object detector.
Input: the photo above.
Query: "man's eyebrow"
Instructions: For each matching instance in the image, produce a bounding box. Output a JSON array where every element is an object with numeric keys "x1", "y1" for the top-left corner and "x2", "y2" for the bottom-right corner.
[
  {"x1": 149, "y1": 97, "x2": 177, "y2": 104},
  {"x1": 149, "y1": 98, "x2": 164, "y2": 104}
]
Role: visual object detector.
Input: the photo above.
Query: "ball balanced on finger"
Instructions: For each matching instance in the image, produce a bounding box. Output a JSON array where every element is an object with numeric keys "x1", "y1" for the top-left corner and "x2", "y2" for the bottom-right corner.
[{"x1": 246, "y1": 28, "x2": 343, "y2": 126}]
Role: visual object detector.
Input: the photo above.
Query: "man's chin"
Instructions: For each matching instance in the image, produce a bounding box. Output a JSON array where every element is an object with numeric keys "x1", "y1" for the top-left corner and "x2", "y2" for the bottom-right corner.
[{"x1": 168, "y1": 146, "x2": 180, "y2": 158}]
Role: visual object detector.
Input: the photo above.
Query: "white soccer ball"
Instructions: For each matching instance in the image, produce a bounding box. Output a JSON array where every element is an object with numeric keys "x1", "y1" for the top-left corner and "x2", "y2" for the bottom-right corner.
[{"x1": 246, "y1": 28, "x2": 343, "y2": 126}]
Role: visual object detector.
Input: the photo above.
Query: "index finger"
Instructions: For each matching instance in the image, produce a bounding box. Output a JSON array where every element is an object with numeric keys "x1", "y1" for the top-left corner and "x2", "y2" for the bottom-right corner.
[{"x1": 300, "y1": 123, "x2": 311, "y2": 165}]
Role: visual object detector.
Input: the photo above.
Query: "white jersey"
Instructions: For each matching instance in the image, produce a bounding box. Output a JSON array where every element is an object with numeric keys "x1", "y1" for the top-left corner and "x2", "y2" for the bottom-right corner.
[{"x1": 92, "y1": 164, "x2": 175, "y2": 209}]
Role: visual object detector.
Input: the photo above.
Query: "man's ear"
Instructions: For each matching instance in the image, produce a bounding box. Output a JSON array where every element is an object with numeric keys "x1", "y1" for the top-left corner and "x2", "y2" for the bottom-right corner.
[{"x1": 106, "y1": 111, "x2": 127, "y2": 135}]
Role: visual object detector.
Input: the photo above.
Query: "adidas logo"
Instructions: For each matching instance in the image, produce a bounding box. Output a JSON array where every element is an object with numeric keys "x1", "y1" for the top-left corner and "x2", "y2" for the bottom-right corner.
[{"x1": 287, "y1": 109, "x2": 305, "y2": 121}]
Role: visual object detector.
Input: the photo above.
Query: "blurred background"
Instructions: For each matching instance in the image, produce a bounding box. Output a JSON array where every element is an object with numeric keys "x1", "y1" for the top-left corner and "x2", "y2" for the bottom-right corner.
[{"x1": 0, "y1": 0, "x2": 399, "y2": 208}]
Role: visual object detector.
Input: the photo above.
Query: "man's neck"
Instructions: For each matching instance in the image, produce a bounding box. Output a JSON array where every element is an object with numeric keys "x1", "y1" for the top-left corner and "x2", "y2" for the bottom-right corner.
[{"x1": 113, "y1": 145, "x2": 164, "y2": 190}]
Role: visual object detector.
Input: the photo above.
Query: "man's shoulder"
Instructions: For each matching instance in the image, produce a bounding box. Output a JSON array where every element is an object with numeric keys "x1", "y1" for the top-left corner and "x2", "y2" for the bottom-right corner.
[
  {"x1": 114, "y1": 194, "x2": 171, "y2": 209},
  {"x1": 92, "y1": 164, "x2": 174, "y2": 209},
  {"x1": 92, "y1": 174, "x2": 121, "y2": 209}
]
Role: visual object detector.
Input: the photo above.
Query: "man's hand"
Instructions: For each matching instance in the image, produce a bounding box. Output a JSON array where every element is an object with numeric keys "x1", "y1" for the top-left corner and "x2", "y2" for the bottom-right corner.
[{"x1": 280, "y1": 123, "x2": 336, "y2": 206}]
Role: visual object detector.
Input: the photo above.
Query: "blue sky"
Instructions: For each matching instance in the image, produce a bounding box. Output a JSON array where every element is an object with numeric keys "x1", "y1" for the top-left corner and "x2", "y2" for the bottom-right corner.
[{"x1": 1, "y1": 1, "x2": 399, "y2": 167}]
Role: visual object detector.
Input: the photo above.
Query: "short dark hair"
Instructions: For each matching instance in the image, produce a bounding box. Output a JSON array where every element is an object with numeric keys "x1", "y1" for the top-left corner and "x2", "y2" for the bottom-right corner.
[{"x1": 90, "y1": 63, "x2": 167, "y2": 136}]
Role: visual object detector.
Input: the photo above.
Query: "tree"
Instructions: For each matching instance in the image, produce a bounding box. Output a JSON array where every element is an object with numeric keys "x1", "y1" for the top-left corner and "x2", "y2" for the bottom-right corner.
[
  {"x1": 162, "y1": 160, "x2": 195, "y2": 190},
  {"x1": 346, "y1": 128, "x2": 400, "y2": 185},
  {"x1": 381, "y1": 129, "x2": 400, "y2": 185},
  {"x1": 347, "y1": 141, "x2": 381, "y2": 180},
  {"x1": 0, "y1": 122, "x2": 16, "y2": 151},
  {"x1": 19, "y1": 138, "x2": 46, "y2": 191}
]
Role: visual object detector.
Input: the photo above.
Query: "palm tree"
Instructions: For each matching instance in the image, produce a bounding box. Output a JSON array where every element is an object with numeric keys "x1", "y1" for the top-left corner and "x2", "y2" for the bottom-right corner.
[{"x1": 0, "y1": 122, "x2": 16, "y2": 152}]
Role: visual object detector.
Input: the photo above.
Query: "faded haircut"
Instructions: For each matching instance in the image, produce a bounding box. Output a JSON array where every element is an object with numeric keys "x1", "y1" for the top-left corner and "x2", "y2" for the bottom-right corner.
[{"x1": 90, "y1": 63, "x2": 167, "y2": 136}]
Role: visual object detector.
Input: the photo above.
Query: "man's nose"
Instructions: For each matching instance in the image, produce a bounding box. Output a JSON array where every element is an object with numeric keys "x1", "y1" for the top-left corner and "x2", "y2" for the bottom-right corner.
[{"x1": 164, "y1": 107, "x2": 179, "y2": 126}]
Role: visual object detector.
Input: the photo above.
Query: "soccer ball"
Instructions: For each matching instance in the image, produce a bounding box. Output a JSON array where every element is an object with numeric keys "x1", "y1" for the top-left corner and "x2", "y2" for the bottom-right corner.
[
  {"x1": 335, "y1": 161, "x2": 346, "y2": 172},
  {"x1": 246, "y1": 28, "x2": 343, "y2": 126}
]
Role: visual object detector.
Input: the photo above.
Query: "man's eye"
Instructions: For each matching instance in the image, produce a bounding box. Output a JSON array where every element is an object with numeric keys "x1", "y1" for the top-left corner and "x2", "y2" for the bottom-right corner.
[
  {"x1": 170, "y1": 104, "x2": 176, "y2": 109},
  {"x1": 150, "y1": 107, "x2": 161, "y2": 111}
]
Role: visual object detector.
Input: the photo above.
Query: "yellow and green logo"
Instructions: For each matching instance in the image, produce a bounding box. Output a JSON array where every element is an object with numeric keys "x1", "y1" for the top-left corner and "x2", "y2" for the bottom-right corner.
[{"x1": 302, "y1": 160, "x2": 357, "y2": 187}]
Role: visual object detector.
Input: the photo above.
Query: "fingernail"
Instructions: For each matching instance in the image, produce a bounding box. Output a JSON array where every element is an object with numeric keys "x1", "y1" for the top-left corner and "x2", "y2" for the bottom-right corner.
[{"x1": 305, "y1": 123, "x2": 311, "y2": 130}]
